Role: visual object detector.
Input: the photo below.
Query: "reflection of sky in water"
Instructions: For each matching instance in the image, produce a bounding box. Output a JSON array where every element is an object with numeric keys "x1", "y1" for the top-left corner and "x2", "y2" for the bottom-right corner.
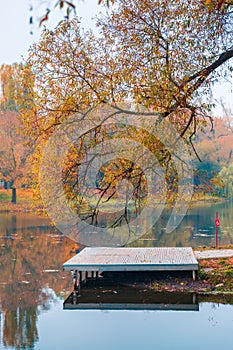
[{"x1": 36, "y1": 299, "x2": 233, "y2": 350}]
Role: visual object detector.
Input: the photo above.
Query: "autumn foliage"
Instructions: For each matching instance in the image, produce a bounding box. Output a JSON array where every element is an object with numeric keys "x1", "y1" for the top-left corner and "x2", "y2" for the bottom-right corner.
[{"x1": 1, "y1": 1, "x2": 233, "y2": 209}]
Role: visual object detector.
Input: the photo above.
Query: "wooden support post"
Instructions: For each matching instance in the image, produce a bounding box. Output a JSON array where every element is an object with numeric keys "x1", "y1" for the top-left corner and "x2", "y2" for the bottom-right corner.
[
  {"x1": 72, "y1": 292, "x2": 77, "y2": 304},
  {"x1": 91, "y1": 271, "x2": 94, "y2": 279},
  {"x1": 79, "y1": 271, "x2": 82, "y2": 288},
  {"x1": 73, "y1": 270, "x2": 78, "y2": 291},
  {"x1": 192, "y1": 270, "x2": 196, "y2": 281}
]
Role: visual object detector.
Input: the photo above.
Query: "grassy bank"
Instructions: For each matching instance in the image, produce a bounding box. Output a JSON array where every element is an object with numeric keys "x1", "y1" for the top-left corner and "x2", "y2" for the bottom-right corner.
[
  {"x1": 150, "y1": 254, "x2": 233, "y2": 301},
  {"x1": 198, "y1": 256, "x2": 233, "y2": 293},
  {"x1": 0, "y1": 188, "x2": 34, "y2": 212}
]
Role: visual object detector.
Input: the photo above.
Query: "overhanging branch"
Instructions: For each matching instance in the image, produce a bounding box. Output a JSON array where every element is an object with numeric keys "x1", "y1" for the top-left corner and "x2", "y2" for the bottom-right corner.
[{"x1": 184, "y1": 48, "x2": 233, "y2": 95}]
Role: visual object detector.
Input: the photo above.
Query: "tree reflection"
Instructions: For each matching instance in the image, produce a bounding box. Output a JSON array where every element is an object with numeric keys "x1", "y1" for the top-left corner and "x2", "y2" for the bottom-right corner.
[
  {"x1": 0, "y1": 216, "x2": 79, "y2": 349},
  {"x1": 3, "y1": 307, "x2": 38, "y2": 350}
]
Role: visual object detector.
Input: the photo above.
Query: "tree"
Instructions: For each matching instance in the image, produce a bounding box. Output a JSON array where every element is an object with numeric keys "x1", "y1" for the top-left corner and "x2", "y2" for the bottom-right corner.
[
  {"x1": 25, "y1": 0, "x2": 233, "y2": 142},
  {"x1": 0, "y1": 63, "x2": 36, "y2": 203},
  {"x1": 21, "y1": 0, "x2": 233, "y2": 241},
  {"x1": 0, "y1": 64, "x2": 20, "y2": 111},
  {"x1": 217, "y1": 164, "x2": 233, "y2": 198},
  {"x1": 25, "y1": 1, "x2": 233, "y2": 146},
  {"x1": 191, "y1": 113, "x2": 233, "y2": 196},
  {"x1": 0, "y1": 111, "x2": 30, "y2": 203},
  {"x1": 194, "y1": 116, "x2": 233, "y2": 163},
  {"x1": 0, "y1": 63, "x2": 35, "y2": 112},
  {"x1": 29, "y1": 0, "x2": 233, "y2": 28}
]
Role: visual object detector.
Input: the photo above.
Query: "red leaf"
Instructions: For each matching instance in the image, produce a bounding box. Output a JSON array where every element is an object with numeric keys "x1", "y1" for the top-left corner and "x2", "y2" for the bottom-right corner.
[
  {"x1": 217, "y1": 0, "x2": 225, "y2": 10},
  {"x1": 39, "y1": 13, "x2": 49, "y2": 26}
]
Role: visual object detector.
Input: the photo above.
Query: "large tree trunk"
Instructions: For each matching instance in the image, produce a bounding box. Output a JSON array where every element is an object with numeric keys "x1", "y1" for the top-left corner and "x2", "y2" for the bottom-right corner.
[{"x1": 11, "y1": 188, "x2": 17, "y2": 204}]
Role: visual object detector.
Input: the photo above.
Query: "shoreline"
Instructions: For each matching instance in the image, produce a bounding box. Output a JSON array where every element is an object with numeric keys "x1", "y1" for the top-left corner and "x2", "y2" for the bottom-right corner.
[
  {"x1": 150, "y1": 252, "x2": 233, "y2": 297},
  {"x1": 90, "y1": 251, "x2": 233, "y2": 302},
  {"x1": 0, "y1": 189, "x2": 231, "y2": 212},
  {"x1": 1, "y1": 194, "x2": 232, "y2": 302}
]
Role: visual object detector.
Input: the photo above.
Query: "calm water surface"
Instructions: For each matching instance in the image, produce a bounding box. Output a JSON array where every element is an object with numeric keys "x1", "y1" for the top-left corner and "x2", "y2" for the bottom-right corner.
[
  {"x1": 136, "y1": 200, "x2": 233, "y2": 247},
  {"x1": 0, "y1": 202, "x2": 233, "y2": 350},
  {"x1": 36, "y1": 300, "x2": 233, "y2": 350}
]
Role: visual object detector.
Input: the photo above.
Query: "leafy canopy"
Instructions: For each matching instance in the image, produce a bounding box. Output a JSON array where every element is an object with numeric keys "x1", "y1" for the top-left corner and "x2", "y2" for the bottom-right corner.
[
  {"x1": 26, "y1": 0, "x2": 233, "y2": 138},
  {"x1": 21, "y1": 0, "x2": 233, "y2": 237}
]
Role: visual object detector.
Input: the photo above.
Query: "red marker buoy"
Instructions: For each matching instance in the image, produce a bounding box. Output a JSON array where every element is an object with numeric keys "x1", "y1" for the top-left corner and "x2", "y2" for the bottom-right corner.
[{"x1": 215, "y1": 212, "x2": 220, "y2": 248}]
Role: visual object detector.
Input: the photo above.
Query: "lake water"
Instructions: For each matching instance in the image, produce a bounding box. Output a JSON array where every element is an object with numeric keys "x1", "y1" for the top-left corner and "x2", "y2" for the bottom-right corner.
[
  {"x1": 0, "y1": 201, "x2": 233, "y2": 350},
  {"x1": 33, "y1": 300, "x2": 233, "y2": 350},
  {"x1": 136, "y1": 200, "x2": 233, "y2": 247}
]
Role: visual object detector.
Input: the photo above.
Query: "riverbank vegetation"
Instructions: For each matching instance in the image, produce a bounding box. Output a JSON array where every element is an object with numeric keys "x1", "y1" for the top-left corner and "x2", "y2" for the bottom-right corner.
[
  {"x1": 150, "y1": 254, "x2": 233, "y2": 296},
  {"x1": 199, "y1": 256, "x2": 233, "y2": 292},
  {"x1": 0, "y1": 188, "x2": 34, "y2": 212},
  {"x1": 0, "y1": 1, "x2": 233, "y2": 230}
]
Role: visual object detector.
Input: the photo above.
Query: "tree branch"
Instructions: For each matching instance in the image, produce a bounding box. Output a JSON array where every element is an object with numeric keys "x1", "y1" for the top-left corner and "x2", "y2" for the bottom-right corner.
[{"x1": 184, "y1": 48, "x2": 233, "y2": 94}]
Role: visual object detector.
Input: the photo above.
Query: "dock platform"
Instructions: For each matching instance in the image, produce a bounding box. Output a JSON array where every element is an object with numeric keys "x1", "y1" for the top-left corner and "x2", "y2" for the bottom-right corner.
[{"x1": 63, "y1": 247, "x2": 198, "y2": 283}]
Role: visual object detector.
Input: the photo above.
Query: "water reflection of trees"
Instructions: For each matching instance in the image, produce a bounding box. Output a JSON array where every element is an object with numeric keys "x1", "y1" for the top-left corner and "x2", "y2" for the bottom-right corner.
[
  {"x1": 1, "y1": 203, "x2": 233, "y2": 348},
  {"x1": 131, "y1": 203, "x2": 233, "y2": 248},
  {"x1": 0, "y1": 223, "x2": 79, "y2": 350},
  {"x1": 3, "y1": 307, "x2": 38, "y2": 350}
]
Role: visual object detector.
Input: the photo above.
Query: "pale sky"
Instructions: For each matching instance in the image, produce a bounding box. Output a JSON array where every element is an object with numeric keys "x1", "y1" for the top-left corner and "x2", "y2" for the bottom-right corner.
[
  {"x1": 0, "y1": 0, "x2": 232, "y2": 115},
  {"x1": 0, "y1": 0, "x2": 100, "y2": 64}
]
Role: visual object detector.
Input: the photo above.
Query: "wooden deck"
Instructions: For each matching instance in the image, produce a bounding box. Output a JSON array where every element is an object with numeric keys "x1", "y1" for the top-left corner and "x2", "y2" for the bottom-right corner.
[{"x1": 63, "y1": 247, "x2": 198, "y2": 281}]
